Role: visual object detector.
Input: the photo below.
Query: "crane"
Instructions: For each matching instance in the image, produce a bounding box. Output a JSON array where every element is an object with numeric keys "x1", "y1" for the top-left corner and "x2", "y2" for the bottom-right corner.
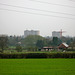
[{"x1": 58, "y1": 29, "x2": 66, "y2": 38}]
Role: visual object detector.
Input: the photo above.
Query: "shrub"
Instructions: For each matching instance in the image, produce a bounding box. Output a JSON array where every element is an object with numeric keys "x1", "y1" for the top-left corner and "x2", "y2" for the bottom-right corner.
[
  {"x1": 48, "y1": 53, "x2": 75, "y2": 58},
  {"x1": 26, "y1": 53, "x2": 47, "y2": 58},
  {"x1": 0, "y1": 53, "x2": 75, "y2": 59},
  {"x1": 66, "y1": 49, "x2": 75, "y2": 51},
  {"x1": 15, "y1": 45, "x2": 22, "y2": 52},
  {"x1": 0, "y1": 53, "x2": 26, "y2": 59}
]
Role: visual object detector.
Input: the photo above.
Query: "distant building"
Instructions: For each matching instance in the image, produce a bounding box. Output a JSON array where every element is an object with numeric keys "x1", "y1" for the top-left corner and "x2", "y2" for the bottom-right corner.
[
  {"x1": 24, "y1": 30, "x2": 40, "y2": 37},
  {"x1": 42, "y1": 47, "x2": 53, "y2": 51},
  {"x1": 0, "y1": 34, "x2": 8, "y2": 37},
  {"x1": 52, "y1": 31, "x2": 61, "y2": 38},
  {"x1": 58, "y1": 43, "x2": 69, "y2": 49}
]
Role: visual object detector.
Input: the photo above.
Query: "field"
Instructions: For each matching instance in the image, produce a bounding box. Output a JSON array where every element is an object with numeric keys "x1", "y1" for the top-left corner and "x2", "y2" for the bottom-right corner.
[{"x1": 0, "y1": 59, "x2": 75, "y2": 75}]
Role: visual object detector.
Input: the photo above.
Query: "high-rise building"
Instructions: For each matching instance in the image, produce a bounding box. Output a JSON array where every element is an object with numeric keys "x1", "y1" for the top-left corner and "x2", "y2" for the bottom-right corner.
[
  {"x1": 24, "y1": 30, "x2": 40, "y2": 37},
  {"x1": 52, "y1": 31, "x2": 61, "y2": 38}
]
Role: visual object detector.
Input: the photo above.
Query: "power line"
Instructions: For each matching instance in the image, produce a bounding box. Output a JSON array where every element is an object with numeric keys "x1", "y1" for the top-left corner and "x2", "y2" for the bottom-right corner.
[
  {"x1": 29, "y1": 0, "x2": 75, "y2": 8},
  {"x1": 0, "y1": 3, "x2": 75, "y2": 16},
  {"x1": 0, "y1": 8, "x2": 75, "y2": 20}
]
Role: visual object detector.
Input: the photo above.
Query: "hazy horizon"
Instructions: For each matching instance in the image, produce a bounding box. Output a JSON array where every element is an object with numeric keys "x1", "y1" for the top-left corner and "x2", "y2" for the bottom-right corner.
[{"x1": 0, "y1": 0, "x2": 75, "y2": 37}]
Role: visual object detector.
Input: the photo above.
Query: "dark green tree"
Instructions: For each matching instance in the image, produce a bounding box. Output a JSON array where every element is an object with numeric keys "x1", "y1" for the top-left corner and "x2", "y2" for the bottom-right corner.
[
  {"x1": 69, "y1": 38, "x2": 75, "y2": 50},
  {"x1": 15, "y1": 45, "x2": 22, "y2": 52},
  {"x1": 36, "y1": 40, "x2": 44, "y2": 49},
  {"x1": 0, "y1": 36, "x2": 8, "y2": 52},
  {"x1": 8, "y1": 36, "x2": 21, "y2": 46},
  {"x1": 52, "y1": 37, "x2": 59, "y2": 47},
  {"x1": 22, "y1": 35, "x2": 44, "y2": 47},
  {"x1": 26, "y1": 46, "x2": 38, "y2": 51}
]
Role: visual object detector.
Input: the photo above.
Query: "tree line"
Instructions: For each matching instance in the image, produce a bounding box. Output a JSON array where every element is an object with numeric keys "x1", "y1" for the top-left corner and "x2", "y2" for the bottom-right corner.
[{"x1": 0, "y1": 35, "x2": 75, "y2": 52}]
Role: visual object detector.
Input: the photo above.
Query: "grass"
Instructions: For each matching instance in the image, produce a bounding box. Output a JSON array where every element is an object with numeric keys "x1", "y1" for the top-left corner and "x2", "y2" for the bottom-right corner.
[{"x1": 0, "y1": 59, "x2": 75, "y2": 75}]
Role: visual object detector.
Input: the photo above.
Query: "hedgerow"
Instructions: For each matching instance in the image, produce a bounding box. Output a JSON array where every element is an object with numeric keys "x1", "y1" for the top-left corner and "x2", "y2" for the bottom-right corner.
[{"x1": 0, "y1": 53, "x2": 75, "y2": 58}]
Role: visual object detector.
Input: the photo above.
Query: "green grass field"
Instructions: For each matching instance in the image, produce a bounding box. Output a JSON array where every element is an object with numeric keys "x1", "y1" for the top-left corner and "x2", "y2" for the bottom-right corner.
[{"x1": 0, "y1": 59, "x2": 75, "y2": 75}]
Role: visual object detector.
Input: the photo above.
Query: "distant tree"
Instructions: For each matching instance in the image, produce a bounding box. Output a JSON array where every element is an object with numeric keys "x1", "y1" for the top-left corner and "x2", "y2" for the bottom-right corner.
[
  {"x1": 36, "y1": 40, "x2": 44, "y2": 49},
  {"x1": 26, "y1": 46, "x2": 38, "y2": 51},
  {"x1": 15, "y1": 45, "x2": 22, "y2": 52},
  {"x1": 58, "y1": 38, "x2": 62, "y2": 45},
  {"x1": 22, "y1": 35, "x2": 44, "y2": 47},
  {"x1": 52, "y1": 37, "x2": 59, "y2": 46},
  {"x1": 0, "y1": 36, "x2": 8, "y2": 53},
  {"x1": 8, "y1": 35, "x2": 21, "y2": 46},
  {"x1": 43, "y1": 39, "x2": 50, "y2": 47},
  {"x1": 69, "y1": 40, "x2": 75, "y2": 50},
  {"x1": 66, "y1": 39, "x2": 72, "y2": 45}
]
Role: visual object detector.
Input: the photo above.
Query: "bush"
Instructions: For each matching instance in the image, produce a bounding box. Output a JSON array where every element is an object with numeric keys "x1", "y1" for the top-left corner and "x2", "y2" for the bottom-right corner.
[
  {"x1": 0, "y1": 53, "x2": 75, "y2": 59},
  {"x1": 66, "y1": 49, "x2": 75, "y2": 51},
  {"x1": 0, "y1": 53, "x2": 26, "y2": 59},
  {"x1": 15, "y1": 45, "x2": 22, "y2": 52},
  {"x1": 26, "y1": 53, "x2": 47, "y2": 58},
  {"x1": 48, "y1": 53, "x2": 75, "y2": 58}
]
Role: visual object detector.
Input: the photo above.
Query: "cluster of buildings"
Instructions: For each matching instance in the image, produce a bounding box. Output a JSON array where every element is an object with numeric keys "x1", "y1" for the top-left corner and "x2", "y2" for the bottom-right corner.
[
  {"x1": 0, "y1": 29, "x2": 64, "y2": 39},
  {"x1": 23, "y1": 29, "x2": 64, "y2": 38},
  {"x1": 41, "y1": 42, "x2": 69, "y2": 51}
]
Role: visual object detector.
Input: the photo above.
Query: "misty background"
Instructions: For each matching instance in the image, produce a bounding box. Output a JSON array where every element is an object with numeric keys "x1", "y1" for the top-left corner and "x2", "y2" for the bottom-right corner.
[{"x1": 0, "y1": 0, "x2": 75, "y2": 37}]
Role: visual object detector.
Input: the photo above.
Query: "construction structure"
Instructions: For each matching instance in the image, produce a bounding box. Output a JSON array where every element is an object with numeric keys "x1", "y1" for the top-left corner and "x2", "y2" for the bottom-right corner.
[
  {"x1": 52, "y1": 29, "x2": 65, "y2": 38},
  {"x1": 24, "y1": 30, "x2": 40, "y2": 38}
]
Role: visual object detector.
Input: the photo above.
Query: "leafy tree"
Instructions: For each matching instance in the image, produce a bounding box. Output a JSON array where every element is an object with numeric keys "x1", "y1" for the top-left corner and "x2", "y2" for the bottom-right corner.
[
  {"x1": 43, "y1": 39, "x2": 50, "y2": 47},
  {"x1": 8, "y1": 36, "x2": 21, "y2": 46},
  {"x1": 0, "y1": 36, "x2": 8, "y2": 52},
  {"x1": 36, "y1": 40, "x2": 44, "y2": 49},
  {"x1": 52, "y1": 37, "x2": 59, "y2": 46},
  {"x1": 69, "y1": 38, "x2": 75, "y2": 50},
  {"x1": 26, "y1": 46, "x2": 38, "y2": 51},
  {"x1": 22, "y1": 35, "x2": 44, "y2": 47},
  {"x1": 15, "y1": 45, "x2": 22, "y2": 52}
]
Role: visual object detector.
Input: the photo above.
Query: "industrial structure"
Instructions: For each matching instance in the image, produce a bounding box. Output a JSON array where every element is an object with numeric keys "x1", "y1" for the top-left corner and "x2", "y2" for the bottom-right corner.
[
  {"x1": 52, "y1": 31, "x2": 61, "y2": 38},
  {"x1": 52, "y1": 29, "x2": 65, "y2": 38},
  {"x1": 24, "y1": 30, "x2": 40, "y2": 38}
]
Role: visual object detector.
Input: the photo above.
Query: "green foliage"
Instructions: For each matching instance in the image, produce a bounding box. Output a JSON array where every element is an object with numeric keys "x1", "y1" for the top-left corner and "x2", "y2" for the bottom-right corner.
[
  {"x1": 69, "y1": 42, "x2": 75, "y2": 49},
  {"x1": 66, "y1": 49, "x2": 75, "y2": 51},
  {"x1": 25, "y1": 46, "x2": 38, "y2": 51},
  {"x1": 15, "y1": 45, "x2": 22, "y2": 52},
  {"x1": 0, "y1": 53, "x2": 75, "y2": 58},
  {"x1": 22, "y1": 35, "x2": 44, "y2": 47},
  {"x1": 36, "y1": 40, "x2": 44, "y2": 48},
  {"x1": 52, "y1": 37, "x2": 59, "y2": 46},
  {"x1": 26, "y1": 53, "x2": 47, "y2": 58},
  {"x1": 0, "y1": 53, "x2": 26, "y2": 58},
  {"x1": 7, "y1": 35, "x2": 75, "y2": 53},
  {"x1": 8, "y1": 36, "x2": 22, "y2": 46},
  {"x1": 0, "y1": 36, "x2": 8, "y2": 52},
  {"x1": 48, "y1": 53, "x2": 75, "y2": 58}
]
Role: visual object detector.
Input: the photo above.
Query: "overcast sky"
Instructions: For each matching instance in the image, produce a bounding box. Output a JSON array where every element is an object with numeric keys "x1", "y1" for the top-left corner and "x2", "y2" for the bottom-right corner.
[{"x1": 0, "y1": 0, "x2": 75, "y2": 37}]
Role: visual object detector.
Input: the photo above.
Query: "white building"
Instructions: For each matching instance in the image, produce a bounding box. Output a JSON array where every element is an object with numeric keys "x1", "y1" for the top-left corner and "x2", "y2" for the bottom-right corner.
[
  {"x1": 24, "y1": 30, "x2": 40, "y2": 37},
  {"x1": 52, "y1": 31, "x2": 61, "y2": 38}
]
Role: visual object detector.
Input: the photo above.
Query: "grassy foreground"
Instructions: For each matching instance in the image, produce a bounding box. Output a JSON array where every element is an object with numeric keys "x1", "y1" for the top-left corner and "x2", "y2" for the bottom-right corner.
[{"x1": 0, "y1": 59, "x2": 75, "y2": 75}]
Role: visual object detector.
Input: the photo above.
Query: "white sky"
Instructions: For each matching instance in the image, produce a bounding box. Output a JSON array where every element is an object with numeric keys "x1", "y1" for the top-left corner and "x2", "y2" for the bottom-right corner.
[{"x1": 0, "y1": 0, "x2": 75, "y2": 37}]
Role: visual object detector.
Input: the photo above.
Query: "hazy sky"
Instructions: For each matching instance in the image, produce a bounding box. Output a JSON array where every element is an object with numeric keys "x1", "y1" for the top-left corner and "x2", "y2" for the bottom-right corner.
[{"x1": 0, "y1": 0, "x2": 75, "y2": 37}]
